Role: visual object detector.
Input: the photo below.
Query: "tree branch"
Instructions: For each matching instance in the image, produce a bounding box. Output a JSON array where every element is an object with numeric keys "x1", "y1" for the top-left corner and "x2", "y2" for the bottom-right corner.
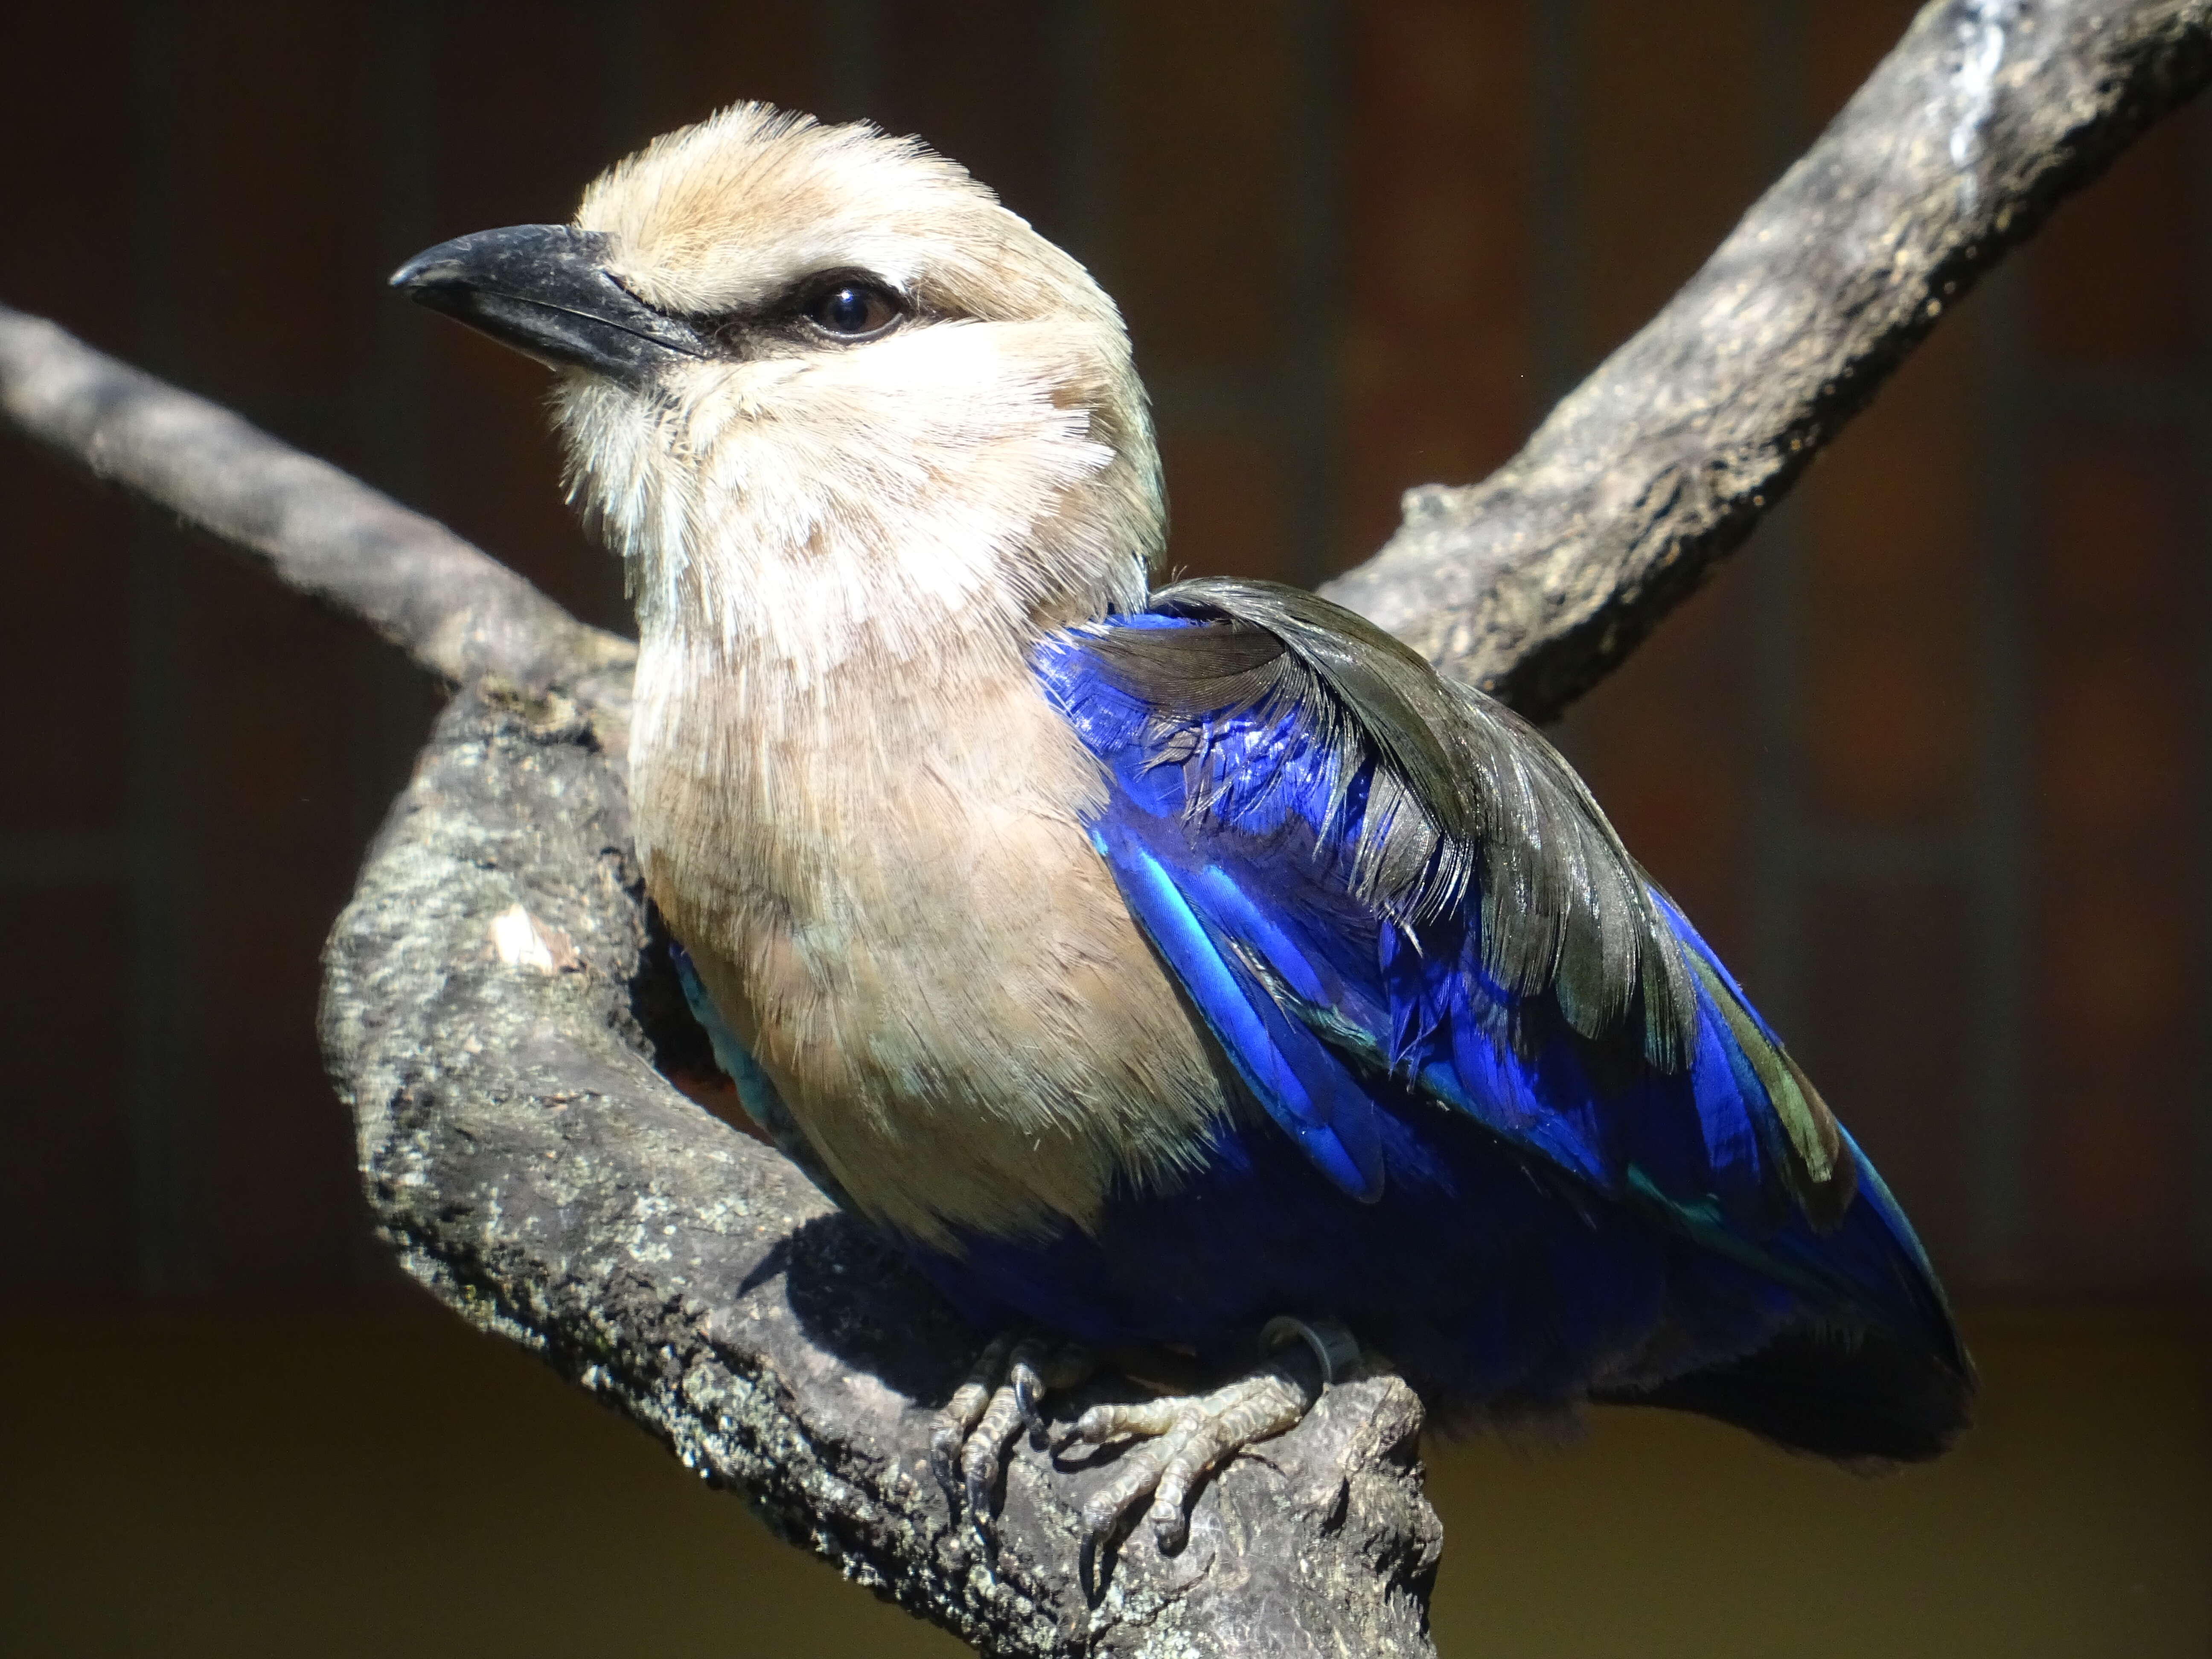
[
  {"x1": 6, "y1": 2, "x2": 2208, "y2": 1653},
  {"x1": 0, "y1": 303, "x2": 632, "y2": 692},
  {"x1": 320, "y1": 679, "x2": 1440, "y2": 1657},
  {"x1": 1322, "y1": 0, "x2": 2212, "y2": 721}
]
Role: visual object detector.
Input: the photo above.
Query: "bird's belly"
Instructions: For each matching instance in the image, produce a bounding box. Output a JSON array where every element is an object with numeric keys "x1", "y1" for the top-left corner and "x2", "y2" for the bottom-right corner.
[{"x1": 653, "y1": 803, "x2": 1236, "y2": 1248}]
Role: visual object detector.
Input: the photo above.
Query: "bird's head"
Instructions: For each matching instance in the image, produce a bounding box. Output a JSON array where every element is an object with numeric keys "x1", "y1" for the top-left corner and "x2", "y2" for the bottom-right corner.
[{"x1": 393, "y1": 103, "x2": 1161, "y2": 664}]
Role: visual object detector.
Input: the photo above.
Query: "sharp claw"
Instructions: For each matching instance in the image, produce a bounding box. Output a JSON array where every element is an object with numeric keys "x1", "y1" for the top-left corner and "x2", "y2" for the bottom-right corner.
[
  {"x1": 963, "y1": 1454, "x2": 994, "y2": 1535},
  {"x1": 1150, "y1": 1499, "x2": 1188, "y2": 1555},
  {"x1": 1078, "y1": 1528, "x2": 1101, "y2": 1601},
  {"x1": 1078, "y1": 1490, "x2": 1127, "y2": 1603},
  {"x1": 962, "y1": 1442, "x2": 1001, "y2": 1573},
  {"x1": 930, "y1": 1426, "x2": 963, "y2": 1508}
]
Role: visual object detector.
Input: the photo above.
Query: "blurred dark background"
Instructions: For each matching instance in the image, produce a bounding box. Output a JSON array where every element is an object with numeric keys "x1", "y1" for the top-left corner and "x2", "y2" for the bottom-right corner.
[{"x1": 3, "y1": 3, "x2": 2207, "y2": 1654}]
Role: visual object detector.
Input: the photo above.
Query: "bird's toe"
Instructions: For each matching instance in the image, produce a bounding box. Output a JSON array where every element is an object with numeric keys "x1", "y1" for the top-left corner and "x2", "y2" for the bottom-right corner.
[
  {"x1": 931, "y1": 1333, "x2": 1094, "y2": 1567},
  {"x1": 1062, "y1": 1323, "x2": 1353, "y2": 1598}
]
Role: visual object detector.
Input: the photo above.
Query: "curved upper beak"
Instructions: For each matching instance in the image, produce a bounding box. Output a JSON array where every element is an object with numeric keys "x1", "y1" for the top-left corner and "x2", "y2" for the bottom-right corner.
[{"x1": 390, "y1": 224, "x2": 707, "y2": 384}]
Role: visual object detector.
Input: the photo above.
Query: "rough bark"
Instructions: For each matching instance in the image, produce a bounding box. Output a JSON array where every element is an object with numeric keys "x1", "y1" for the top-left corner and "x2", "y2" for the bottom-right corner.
[
  {"x1": 1322, "y1": 0, "x2": 2212, "y2": 722},
  {"x1": 4, "y1": 1, "x2": 2206, "y2": 1653}
]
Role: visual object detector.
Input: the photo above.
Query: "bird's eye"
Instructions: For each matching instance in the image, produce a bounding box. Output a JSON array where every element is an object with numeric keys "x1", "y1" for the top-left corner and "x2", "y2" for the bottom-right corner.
[{"x1": 803, "y1": 280, "x2": 903, "y2": 339}]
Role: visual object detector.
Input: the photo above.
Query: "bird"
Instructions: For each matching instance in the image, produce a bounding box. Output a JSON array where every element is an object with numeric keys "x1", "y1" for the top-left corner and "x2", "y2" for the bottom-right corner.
[{"x1": 393, "y1": 101, "x2": 1973, "y2": 1586}]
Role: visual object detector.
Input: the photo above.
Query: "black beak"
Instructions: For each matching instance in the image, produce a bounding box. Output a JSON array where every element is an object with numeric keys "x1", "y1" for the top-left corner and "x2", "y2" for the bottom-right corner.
[{"x1": 390, "y1": 224, "x2": 707, "y2": 384}]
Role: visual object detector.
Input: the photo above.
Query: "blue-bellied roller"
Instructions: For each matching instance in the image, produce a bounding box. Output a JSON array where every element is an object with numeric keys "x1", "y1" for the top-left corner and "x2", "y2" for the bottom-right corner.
[{"x1": 393, "y1": 102, "x2": 1972, "y2": 1583}]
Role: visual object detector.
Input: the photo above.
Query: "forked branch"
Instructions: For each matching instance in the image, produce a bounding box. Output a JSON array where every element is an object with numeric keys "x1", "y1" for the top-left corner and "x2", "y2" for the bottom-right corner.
[{"x1": 3, "y1": 3, "x2": 2205, "y2": 1654}]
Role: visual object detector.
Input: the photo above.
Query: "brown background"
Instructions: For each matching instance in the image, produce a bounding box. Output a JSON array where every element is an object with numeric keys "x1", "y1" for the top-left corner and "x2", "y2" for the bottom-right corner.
[{"x1": 2, "y1": 3, "x2": 2206, "y2": 1654}]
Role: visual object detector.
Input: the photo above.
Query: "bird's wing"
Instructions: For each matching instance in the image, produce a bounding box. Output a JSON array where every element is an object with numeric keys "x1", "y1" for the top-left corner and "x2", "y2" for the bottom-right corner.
[{"x1": 1036, "y1": 578, "x2": 1953, "y2": 1344}]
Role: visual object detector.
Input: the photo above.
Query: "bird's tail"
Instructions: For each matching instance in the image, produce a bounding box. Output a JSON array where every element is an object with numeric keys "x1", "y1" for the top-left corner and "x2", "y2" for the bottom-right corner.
[{"x1": 1603, "y1": 1132, "x2": 1975, "y2": 1463}]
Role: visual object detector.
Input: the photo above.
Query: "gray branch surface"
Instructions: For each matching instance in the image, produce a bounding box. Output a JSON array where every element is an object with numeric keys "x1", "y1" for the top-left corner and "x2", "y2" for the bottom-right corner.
[
  {"x1": 1322, "y1": 0, "x2": 2212, "y2": 721},
  {"x1": 0, "y1": 303, "x2": 632, "y2": 692},
  {"x1": 5, "y1": 3, "x2": 2207, "y2": 1653}
]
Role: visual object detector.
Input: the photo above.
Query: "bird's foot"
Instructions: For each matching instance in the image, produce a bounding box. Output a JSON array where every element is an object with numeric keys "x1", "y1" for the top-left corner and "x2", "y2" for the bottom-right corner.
[
  {"x1": 931, "y1": 1333, "x2": 1096, "y2": 1571},
  {"x1": 1054, "y1": 1316, "x2": 1360, "y2": 1598}
]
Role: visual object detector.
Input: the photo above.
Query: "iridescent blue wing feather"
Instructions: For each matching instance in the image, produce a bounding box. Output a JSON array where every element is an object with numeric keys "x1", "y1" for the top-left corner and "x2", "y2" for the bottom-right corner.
[{"x1": 1036, "y1": 578, "x2": 1965, "y2": 1384}]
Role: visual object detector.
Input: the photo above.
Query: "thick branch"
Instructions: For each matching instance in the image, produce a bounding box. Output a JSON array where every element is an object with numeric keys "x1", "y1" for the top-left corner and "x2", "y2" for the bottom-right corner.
[
  {"x1": 10, "y1": 2, "x2": 2212, "y2": 1652},
  {"x1": 322, "y1": 681, "x2": 1440, "y2": 1656},
  {"x1": 1322, "y1": 0, "x2": 2212, "y2": 721},
  {"x1": 0, "y1": 303, "x2": 632, "y2": 691}
]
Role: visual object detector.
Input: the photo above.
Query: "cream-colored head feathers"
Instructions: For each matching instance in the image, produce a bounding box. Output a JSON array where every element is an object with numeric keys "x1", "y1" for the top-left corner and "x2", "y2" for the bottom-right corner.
[{"x1": 553, "y1": 102, "x2": 1162, "y2": 677}]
